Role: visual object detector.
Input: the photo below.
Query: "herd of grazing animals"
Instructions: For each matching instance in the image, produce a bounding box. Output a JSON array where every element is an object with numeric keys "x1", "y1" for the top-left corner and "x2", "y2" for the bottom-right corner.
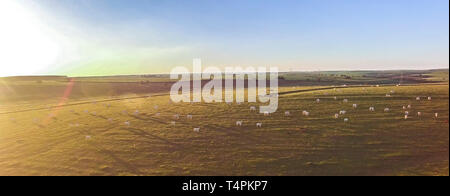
[{"x1": 17, "y1": 85, "x2": 443, "y2": 142}]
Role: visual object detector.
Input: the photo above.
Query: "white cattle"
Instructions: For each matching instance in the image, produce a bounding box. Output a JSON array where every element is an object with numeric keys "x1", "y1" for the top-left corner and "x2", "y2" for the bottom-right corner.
[
  {"x1": 334, "y1": 96, "x2": 337, "y2": 100},
  {"x1": 343, "y1": 99, "x2": 348, "y2": 103},
  {"x1": 369, "y1": 107, "x2": 375, "y2": 112},
  {"x1": 187, "y1": 115, "x2": 193, "y2": 120},
  {"x1": 256, "y1": 123, "x2": 262, "y2": 128},
  {"x1": 416, "y1": 97, "x2": 421, "y2": 101},
  {"x1": 404, "y1": 115, "x2": 408, "y2": 119},
  {"x1": 236, "y1": 121, "x2": 243, "y2": 126},
  {"x1": 352, "y1": 104, "x2": 357, "y2": 108},
  {"x1": 339, "y1": 110, "x2": 346, "y2": 115},
  {"x1": 435, "y1": 113, "x2": 438, "y2": 118},
  {"x1": 386, "y1": 94, "x2": 391, "y2": 97},
  {"x1": 193, "y1": 128, "x2": 200, "y2": 132},
  {"x1": 250, "y1": 106, "x2": 256, "y2": 111},
  {"x1": 174, "y1": 114, "x2": 180, "y2": 119},
  {"x1": 334, "y1": 114, "x2": 339, "y2": 119},
  {"x1": 284, "y1": 111, "x2": 290, "y2": 116},
  {"x1": 402, "y1": 106, "x2": 406, "y2": 110},
  {"x1": 384, "y1": 108, "x2": 390, "y2": 112},
  {"x1": 428, "y1": 97, "x2": 432, "y2": 100},
  {"x1": 344, "y1": 118, "x2": 349, "y2": 122},
  {"x1": 302, "y1": 111, "x2": 310, "y2": 116},
  {"x1": 407, "y1": 105, "x2": 412, "y2": 109},
  {"x1": 417, "y1": 112, "x2": 422, "y2": 117},
  {"x1": 264, "y1": 111, "x2": 270, "y2": 116},
  {"x1": 316, "y1": 99, "x2": 320, "y2": 103}
]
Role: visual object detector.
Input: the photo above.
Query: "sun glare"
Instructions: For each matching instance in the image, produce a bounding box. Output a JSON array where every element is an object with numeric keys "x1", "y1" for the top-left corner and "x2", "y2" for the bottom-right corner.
[{"x1": 0, "y1": 0, "x2": 60, "y2": 77}]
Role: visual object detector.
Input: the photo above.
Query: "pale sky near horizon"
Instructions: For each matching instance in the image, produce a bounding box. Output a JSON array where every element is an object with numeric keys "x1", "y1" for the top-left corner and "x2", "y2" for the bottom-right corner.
[{"x1": 0, "y1": 0, "x2": 448, "y2": 76}]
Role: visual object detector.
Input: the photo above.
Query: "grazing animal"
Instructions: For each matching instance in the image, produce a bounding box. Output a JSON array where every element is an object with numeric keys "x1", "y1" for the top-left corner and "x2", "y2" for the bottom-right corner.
[
  {"x1": 316, "y1": 99, "x2": 320, "y2": 103},
  {"x1": 405, "y1": 111, "x2": 409, "y2": 115},
  {"x1": 256, "y1": 123, "x2": 262, "y2": 128},
  {"x1": 250, "y1": 106, "x2": 256, "y2": 111},
  {"x1": 339, "y1": 110, "x2": 346, "y2": 115},
  {"x1": 285, "y1": 111, "x2": 290, "y2": 116},
  {"x1": 402, "y1": 106, "x2": 406, "y2": 110},
  {"x1": 386, "y1": 94, "x2": 391, "y2": 97},
  {"x1": 404, "y1": 115, "x2": 408, "y2": 120},
  {"x1": 344, "y1": 118, "x2": 349, "y2": 122},
  {"x1": 334, "y1": 96, "x2": 337, "y2": 100},
  {"x1": 264, "y1": 111, "x2": 270, "y2": 116},
  {"x1": 343, "y1": 99, "x2": 348, "y2": 103},
  {"x1": 352, "y1": 104, "x2": 357, "y2": 108},
  {"x1": 369, "y1": 107, "x2": 375, "y2": 112},
  {"x1": 416, "y1": 97, "x2": 421, "y2": 101},
  {"x1": 428, "y1": 97, "x2": 432, "y2": 100},
  {"x1": 390, "y1": 90, "x2": 395, "y2": 94},
  {"x1": 174, "y1": 114, "x2": 180, "y2": 119},
  {"x1": 435, "y1": 113, "x2": 438, "y2": 118},
  {"x1": 302, "y1": 111, "x2": 310, "y2": 116},
  {"x1": 417, "y1": 112, "x2": 422, "y2": 117},
  {"x1": 193, "y1": 128, "x2": 200, "y2": 132},
  {"x1": 334, "y1": 114, "x2": 339, "y2": 119},
  {"x1": 236, "y1": 121, "x2": 243, "y2": 126},
  {"x1": 384, "y1": 108, "x2": 390, "y2": 112},
  {"x1": 407, "y1": 105, "x2": 412, "y2": 109},
  {"x1": 187, "y1": 115, "x2": 193, "y2": 120}
]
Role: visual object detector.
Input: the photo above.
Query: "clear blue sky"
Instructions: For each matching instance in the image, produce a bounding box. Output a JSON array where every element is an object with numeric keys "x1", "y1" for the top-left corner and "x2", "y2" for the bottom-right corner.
[{"x1": 4, "y1": 0, "x2": 449, "y2": 76}]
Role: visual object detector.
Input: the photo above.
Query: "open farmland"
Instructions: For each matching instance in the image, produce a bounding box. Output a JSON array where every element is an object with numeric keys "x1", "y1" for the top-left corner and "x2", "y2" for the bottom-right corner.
[{"x1": 0, "y1": 70, "x2": 448, "y2": 176}]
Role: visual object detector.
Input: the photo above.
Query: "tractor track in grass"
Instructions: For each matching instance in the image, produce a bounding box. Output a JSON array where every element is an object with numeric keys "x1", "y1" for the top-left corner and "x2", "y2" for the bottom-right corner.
[{"x1": 1, "y1": 83, "x2": 446, "y2": 115}]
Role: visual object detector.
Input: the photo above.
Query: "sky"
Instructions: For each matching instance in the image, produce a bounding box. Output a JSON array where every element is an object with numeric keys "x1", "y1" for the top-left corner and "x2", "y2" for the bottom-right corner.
[{"x1": 0, "y1": 0, "x2": 448, "y2": 76}]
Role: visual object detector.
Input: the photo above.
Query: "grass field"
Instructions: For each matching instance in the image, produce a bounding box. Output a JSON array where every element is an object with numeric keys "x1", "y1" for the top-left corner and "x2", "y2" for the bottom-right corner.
[{"x1": 0, "y1": 71, "x2": 448, "y2": 176}]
